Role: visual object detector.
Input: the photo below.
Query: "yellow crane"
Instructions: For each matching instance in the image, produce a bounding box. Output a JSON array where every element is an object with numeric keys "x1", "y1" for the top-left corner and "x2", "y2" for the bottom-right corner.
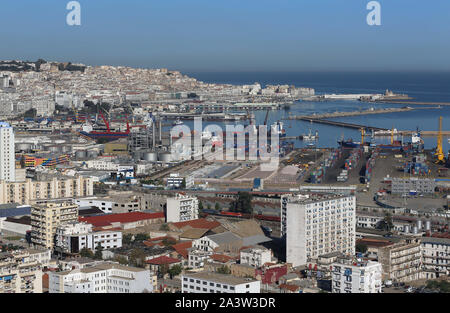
[
  {"x1": 391, "y1": 126, "x2": 394, "y2": 145},
  {"x1": 435, "y1": 116, "x2": 444, "y2": 163},
  {"x1": 360, "y1": 128, "x2": 365, "y2": 144}
]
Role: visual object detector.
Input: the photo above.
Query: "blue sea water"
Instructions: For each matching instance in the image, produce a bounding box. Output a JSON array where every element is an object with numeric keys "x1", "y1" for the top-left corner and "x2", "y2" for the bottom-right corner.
[{"x1": 183, "y1": 71, "x2": 450, "y2": 152}]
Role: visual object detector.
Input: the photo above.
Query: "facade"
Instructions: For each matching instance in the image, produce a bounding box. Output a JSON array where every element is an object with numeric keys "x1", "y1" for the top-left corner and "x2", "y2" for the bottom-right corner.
[
  {"x1": 240, "y1": 246, "x2": 272, "y2": 268},
  {"x1": 49, "y1": 262, "x2": 153, "y2": 293},
  {"x1": 0, "y1": 122, "x2": 15, "y2": 182},
  {"x1": 377, "y1": 239, "x2": 422, "y2": 282},
  {"x1": 31, "y1": 202, "x2": 79, "y2": 249},
  {"x1": 75, "y1": 196, "x2": 140, "y2": 214},
  {"x1": 285, "y1": 194, "x2": 356, "y2": 267},
  {"x1": 55, "y1": 222, "x2": 123, "y2": 254},
  {"x1": 331, "y1": 256, "x2": 382, "y2": 293},
  {"x1": 181, "y1": 271, "x2": 260, "y2": 293},
  {"x1": 166, "y1": 194, "x2": 199, "y2": 223},
  {"x1": 192, "y1": 232, "x2": 243, "y2": 254},
  {"x1": 391, "y1": 177, "x2": 436, "y2": 194},
  {"x1": 0, "y1": 249, "x2": 51, "y2": 293},
  {"x1": 0, "y1": 176, "x2": 93, "y2": 205},
  {"x1": 420, "y1": 237, "x2": 450, "y2": 278},
  {"x1": 188, "y1": 249, "x2": 213, "y2": 269}
]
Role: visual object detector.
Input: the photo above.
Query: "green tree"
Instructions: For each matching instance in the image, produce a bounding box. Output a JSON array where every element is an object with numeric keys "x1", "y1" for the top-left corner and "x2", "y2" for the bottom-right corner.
[
  {"x1": 217, "y1": 265, "x2": 231, "y2": 275},
  {"x1": 356, "y1": 243, "x2": 368, "y2": 254},
  {"x1": 180, "y1": 178, "x2": 186, "y2": 189},
  {"x1": 160, "y1": 223, "x2": 170, "y2": 231},
  {"x1": 79, "y1": 248, "x2": 94, "y2": 258},
  {"x1": 134, "y1": 233, "x2": 149, "y2": 242},
  {"x1": 115, "y1": 255, "x2": 128, "y2": 265},
  {"x1": 123, "y1": 233, "x2": 133, "y2": 245},
  {"x1": 94, "y1": 243, "x2": 103, "y2": 260},
  {"x1": 168, "y1": 264, "x2": 183, "y2": 278},
  {"x1": 378, "y1": 211, "x2": 394, "y2": 231},
  {"x1": 215, "y1": 203, "x2": 221, "y2": 211},
  {"x1": 207, "y1": 203, "x2": 212, "y2": 210},
  {"x1": 198, "y1": 201, "x2": 204, "y2": 212},
  {"x1": 229, "y1": 191, "x2": 253, "y2": 214}
]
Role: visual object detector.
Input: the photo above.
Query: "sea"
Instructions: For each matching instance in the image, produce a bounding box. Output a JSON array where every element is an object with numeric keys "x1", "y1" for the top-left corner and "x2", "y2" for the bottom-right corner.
[{"x1": 181, "y1": 71, "x2": 450, "y2": 152}]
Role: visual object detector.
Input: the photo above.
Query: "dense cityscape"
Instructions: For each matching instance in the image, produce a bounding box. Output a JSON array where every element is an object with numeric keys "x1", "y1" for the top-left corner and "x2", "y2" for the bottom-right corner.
[{"x1": 0, "y1": 58, "x2": 449, "y2": 298}]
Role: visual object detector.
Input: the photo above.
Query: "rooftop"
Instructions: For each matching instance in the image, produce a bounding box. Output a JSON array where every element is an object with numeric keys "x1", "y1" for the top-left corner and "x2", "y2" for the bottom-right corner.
[
  {"x1": 183, "y1": 271, "x2": 258, "y2": 286},
  {"x1": 79, "y1": 211, "x2": 164, "y2": 227}
]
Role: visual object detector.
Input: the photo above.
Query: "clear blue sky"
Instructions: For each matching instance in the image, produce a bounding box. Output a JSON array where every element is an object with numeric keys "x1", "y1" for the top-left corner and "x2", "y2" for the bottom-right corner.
[{"x1": 0, "y1": 0, "x2": 449, "y2": 71}]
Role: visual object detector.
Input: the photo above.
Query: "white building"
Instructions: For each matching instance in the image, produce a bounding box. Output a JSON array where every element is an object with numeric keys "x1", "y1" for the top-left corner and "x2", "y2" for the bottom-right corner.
[
  {"x1": 0, "y1": 122, "x2": 15, "y2": 182},
  {"x1": 188, "y1": 249, "x2": 213, "y2": 269},
  {"x1": 420, "y1": 237, "x2": 450, "y2": 278},
  {"x1": 181, "y1": 271, "x2": 260, "y2": 293},
  {"x1": 74, "y1": 197, "x2": 114, "y2": 213},
  {"x1": 284, "y1": 194, "x2": 356, "y2": 267},
  {"x1": 332, "y1": 256, "x2": 382, "y2": 293},
  {"x1": 240, "y1": 245, "x2": 272, "y2": 268},
  {"x1": 55, "y1": 222, "x2": 122, "y2": 254},
  {"x1": 166, "y1": 194, "x2": 199, "y2": 223},
  {"x1": 49, "y1": 262, "x2": 153, "y2": 293}
]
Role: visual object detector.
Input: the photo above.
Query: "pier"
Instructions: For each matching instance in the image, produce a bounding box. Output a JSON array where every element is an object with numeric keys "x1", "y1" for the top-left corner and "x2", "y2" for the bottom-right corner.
[
  {"x1": 288, "y1": 117, "x2": 388, "y2": 131},
  {"x1": 287, "y1": 107, "x2": 418, "y2": 120}
]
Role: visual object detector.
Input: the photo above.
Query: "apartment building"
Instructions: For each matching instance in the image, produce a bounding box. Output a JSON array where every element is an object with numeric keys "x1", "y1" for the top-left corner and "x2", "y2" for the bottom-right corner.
[
  {"x1": 49, "y1": 263, "x2": 153, "y2": 293},
  {"x1": 31, "y1": 202, "x2": 79, "y2": 249},
  {"x1": 0, "y1": 122, "x2": 15, "y2": 182},
  {"x1": 240, "y1": 246, "x2": 272, "y2": 268},
  {"x1": 284, "y1": 194, "x2": 356, "y2": 267},
  {"x1": 188, "y1": 249, "x2": 213, "y2": 269},
  {"x1": 55, "y1": 222, "x2": 122, "y2": 254},
  {"x1": 75, "y1": 195, "x2": 140, "y2": 214},
  {"x1": 391, "y1": 177, "x2": 436, "y2": 194},
  {"x1": 181, "y1": 271, "x2": 260, "y2": 293},
  {"x1": 377, "y1": 239, "x2": 422, "y2": 282},
  {"x1": 331, "y1": 256, "x2": 382, "y2": 293},
  {"x1": 0, "y1": 248, "x2": 51, "y2": 293},
  {"x1": 0, "y1": 176, "x2": 93, "y2": 205},
  {"x1": 420, "y1": 237, "x2": 450, "y2": 278},
  {"x1": 166, "y1": 194, "x2": 198, "y2": 223}
]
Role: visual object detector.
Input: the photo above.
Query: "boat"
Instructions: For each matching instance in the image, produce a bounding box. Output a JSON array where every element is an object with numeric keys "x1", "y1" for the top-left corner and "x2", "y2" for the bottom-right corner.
[
  {"x1": 173, "y1": 118, "x2": 184, "y2": 126},
  {"x1": 78, "y1": 110, "x2": 130, "y2": 141},
  {"x1": 338, "y1": 139, "x2": 361, "y2": 148}
]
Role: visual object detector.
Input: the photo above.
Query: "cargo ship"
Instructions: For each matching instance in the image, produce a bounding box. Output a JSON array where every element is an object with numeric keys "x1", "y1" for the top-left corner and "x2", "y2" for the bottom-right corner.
[{"x1": 78, "y1": 110, "x2": 130, "y2": 141}]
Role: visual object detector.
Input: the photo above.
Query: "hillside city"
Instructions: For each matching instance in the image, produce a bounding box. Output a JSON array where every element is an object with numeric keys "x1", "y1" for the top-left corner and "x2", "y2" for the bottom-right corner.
[{"x1": 0, "y1": 60, "x2": 449, "y2": 294}]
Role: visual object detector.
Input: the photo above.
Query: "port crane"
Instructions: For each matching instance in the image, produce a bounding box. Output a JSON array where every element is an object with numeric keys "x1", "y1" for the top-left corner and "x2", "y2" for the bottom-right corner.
[{"x1": 435, "y1": 116, "x2": 445, "y2": 164}]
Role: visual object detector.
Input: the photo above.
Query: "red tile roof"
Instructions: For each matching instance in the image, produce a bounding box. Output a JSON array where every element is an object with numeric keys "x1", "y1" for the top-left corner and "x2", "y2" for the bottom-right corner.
[
  {"x1": 209, "y1": 254, "x2": 237, "y2": 263},
  {"x1": 279, "y1": 284, "x2": 300, "y2": 292},
  {"x1": 145, "y1": 256, "x2": 181, "y2": 265},
  {"x1": 172, "y1": 218, "x2": 220, "y2": 231},
  {"x1": 79, "y1": 212, "x2": 164, "y2": 228},
  {"x1": 172, "y1": 241, "x2": 192, "y2": 259}
]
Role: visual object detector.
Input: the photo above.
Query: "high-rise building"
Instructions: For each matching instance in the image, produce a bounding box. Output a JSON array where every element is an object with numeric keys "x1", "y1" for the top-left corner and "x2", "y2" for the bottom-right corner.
[
  {"x1": 31, "y1": 202, "x2": 79, "y2": 249},
  {"x1": 166, "y1": 193, "x2": 199, "y2": 223},
  {"x1": 284, "y1": 193, "x2": 356, "y2": 267},
  {"x1": 0, "y1": 122, "x2": 15, "y2": 182}
]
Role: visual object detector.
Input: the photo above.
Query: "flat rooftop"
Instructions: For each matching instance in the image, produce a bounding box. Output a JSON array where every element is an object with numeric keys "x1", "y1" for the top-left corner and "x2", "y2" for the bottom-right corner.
[
  {"x1": 286, "y1": 193, "x2": 353, "y2": 205},
  {"x1": 183, "y1": 271, "x2": 258, "y2": 286}
]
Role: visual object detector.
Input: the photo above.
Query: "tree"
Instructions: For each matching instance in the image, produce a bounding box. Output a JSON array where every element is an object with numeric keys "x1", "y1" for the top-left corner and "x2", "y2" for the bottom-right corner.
[
  {"x1": 217, "y1": 265, "x2": 231, "y2": 275},
  {"x1": 215, "y1": 203, "x2": 221, "y2": 211},
  {"x1": 180, "y1": 178, "x2": 186, "y2": 189},
  {"x1": 134, "y1": 233, "x2": 149, "y2": 242},
  {"x1": 129, "y1": 248, "x2": 146, "y2": 268},
  {"x1": 168, "y1": 264, "x2": 183, "y2": 279},
  {"x1": 207, "y1": 203, "x2": 212, "y2": 210},
  {"x1": 378, "y1": 211, "x2": 394, "y2": 231},
  {"x1": 356, "y1": 243, "x2": 368, "y2": 254},
  {"x1": 79, "y1": 248, "x2": 94, "y2": 258},
  {"x1": 123, "y1": 233, "x2": 133, "y2": 245},
  {"x1": 115, "y1": 255, "x2": 128, "y2": 265},
  {"x1": 94, "y1": 243, "x2": 103, "y2": 260},
  {"x1": 229, "y1": 192, "x2": 253, "y2": 214},
  {"x1": 160, "y1": 223, "x2": 170, "y2": 231},
  {"x1": 159, "y1": 264, "x2": 169, "y2": 276},
  {"x1": 198, "y1": 201, "x2": 204, "y2": 212}
]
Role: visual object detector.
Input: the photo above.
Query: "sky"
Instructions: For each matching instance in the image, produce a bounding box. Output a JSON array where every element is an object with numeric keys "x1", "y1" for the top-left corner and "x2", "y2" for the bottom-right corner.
[{"x1": 0, "y1": 0, "x2": 449, "y2": 72}]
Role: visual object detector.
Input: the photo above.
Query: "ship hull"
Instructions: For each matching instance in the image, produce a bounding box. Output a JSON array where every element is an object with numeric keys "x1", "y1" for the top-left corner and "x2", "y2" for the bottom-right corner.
[{"x1": 79, "y1": 131, "x2": 129, "y2": 140}]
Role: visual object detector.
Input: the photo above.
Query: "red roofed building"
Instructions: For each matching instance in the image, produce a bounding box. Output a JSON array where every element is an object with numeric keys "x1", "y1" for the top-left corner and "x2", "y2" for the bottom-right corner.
[
  {"x1": 170, "y1": 241, "x2": 192, "y2": 266},
  {"x1": 145, "y1": 255, "x2": 182, "y2": 272},
  {"x1": 79, "y1": 212, "x2": 164, "y2": 230},
  {"x1": 255, "y1": 263, "x2": 289, "y2": 285}
]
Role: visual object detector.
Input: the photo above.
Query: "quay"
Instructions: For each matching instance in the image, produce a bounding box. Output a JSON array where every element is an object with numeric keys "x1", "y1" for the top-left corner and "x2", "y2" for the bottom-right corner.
[{"x1": 287, "y1": 107, "x2": 416, "y2": 120}]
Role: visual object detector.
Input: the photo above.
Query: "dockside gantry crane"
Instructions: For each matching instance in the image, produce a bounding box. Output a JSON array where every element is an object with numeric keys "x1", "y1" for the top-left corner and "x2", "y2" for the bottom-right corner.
[{"x1": 435, "y1": 116, "x2": 445, "y2": 163}]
